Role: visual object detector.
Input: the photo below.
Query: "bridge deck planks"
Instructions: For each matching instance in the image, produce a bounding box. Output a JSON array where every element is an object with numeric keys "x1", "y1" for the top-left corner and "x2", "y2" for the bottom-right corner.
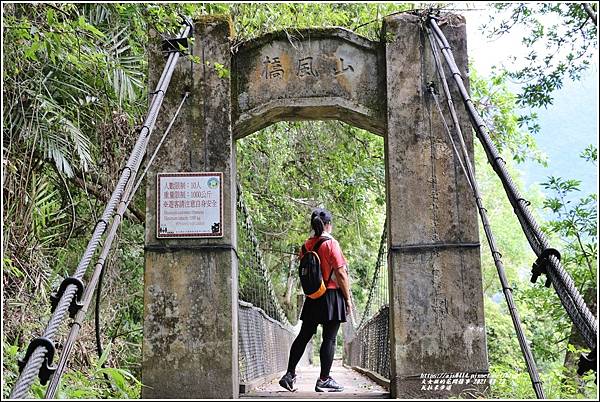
[{"x1": 241, "y1": 360, "x2": 390, "y2": 399}]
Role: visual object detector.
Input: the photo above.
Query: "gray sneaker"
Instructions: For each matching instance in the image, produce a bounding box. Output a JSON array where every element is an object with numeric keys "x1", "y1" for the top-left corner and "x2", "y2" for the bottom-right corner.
[
  {"x1": 315, "y1": 376, "x2": 344, "y2": 392},
  {"x1": 279, "y1": 372, "x2": 297, "y2": 392}
]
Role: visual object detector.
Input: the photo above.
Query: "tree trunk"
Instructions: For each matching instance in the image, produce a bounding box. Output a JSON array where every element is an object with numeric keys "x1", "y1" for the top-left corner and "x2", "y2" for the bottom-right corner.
[
  {"x1": 283, "y1": 252, "x2": 296, "y2": 319},
  {"x1": 284, "y1": 252, "x2": 295, "y2": 303}
]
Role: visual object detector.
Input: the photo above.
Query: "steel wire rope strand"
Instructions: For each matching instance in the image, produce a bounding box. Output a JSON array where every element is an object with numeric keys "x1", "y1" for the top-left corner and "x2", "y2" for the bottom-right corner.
[
  {"x1": 10, "y1": 21, "x2": 193, "y2": 399},
  {"x1": 428, "y1": 17, "x2": 595, "y2": 335},
  {"x1": 428, "y1": 17, "x2": 597, "y2": 350},
  {"x1": 44, "y1": 92, "x2": 190, "y2": 398},
  {"x1": 425, "y1": 25, "x2": 545, "y2": 398},
  {"x1": 507, "y1": 206, "x2": 592, "y2": 346},
  {"x1": 357, "y1": 223, "x2": 387, "y2": 330},
  {"x1": 429, "y1": 17, "x2": 596, "y2": 352}
]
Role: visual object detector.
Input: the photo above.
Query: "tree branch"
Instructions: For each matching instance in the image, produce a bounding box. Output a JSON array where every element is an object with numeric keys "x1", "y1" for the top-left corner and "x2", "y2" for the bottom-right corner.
[
  {"x1": 582, "y1": 3, "x2": 597, "y2": 26},
  {"x1": 71, "y1": 175, "x2": 145, "y2": 223}
]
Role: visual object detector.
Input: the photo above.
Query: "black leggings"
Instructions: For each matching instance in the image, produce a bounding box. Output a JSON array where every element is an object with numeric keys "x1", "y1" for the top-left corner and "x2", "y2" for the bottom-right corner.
[{"x1": 286, "y1": 320, "x2": 341, "y2": 378}]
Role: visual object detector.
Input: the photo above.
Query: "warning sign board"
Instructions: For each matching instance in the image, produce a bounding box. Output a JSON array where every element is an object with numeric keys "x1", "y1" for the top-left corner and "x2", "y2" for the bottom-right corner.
[{"x1": 156, "y1": 172, "x2": 223, "y2": 238}]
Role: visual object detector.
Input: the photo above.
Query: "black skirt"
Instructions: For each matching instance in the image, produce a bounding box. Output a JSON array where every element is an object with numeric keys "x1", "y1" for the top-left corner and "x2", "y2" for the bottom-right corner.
[{"x1": 300, "y1": 288, "x2": 347, "y2": 324}]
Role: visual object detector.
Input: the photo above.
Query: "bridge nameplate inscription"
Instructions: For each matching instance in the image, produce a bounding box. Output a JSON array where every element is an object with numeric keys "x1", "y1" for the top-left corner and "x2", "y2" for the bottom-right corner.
[{"x1": 232, "y1": 28, "x2": 386, "y2": 137}]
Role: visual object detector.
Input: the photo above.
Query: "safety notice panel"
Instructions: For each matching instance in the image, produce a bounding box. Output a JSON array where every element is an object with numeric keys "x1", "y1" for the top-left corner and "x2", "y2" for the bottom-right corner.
[{"x1": 157, "y1": 172, "x2": 223, "y2": 238}]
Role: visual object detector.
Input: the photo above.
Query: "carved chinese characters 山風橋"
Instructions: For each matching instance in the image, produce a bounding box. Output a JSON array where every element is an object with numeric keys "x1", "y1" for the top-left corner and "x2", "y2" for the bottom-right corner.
[{"x1": 262, "y1": 54, "x2": 354, "y2": 80}]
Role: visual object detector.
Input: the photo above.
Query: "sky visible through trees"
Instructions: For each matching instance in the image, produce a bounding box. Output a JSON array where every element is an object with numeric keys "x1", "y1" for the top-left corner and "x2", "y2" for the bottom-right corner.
[
  {"x1": 466, "y1": 5, "x2": 598, "y2": 199},
  {"x1": 2, "y1": 3, "x2": 597, "y2": 399}
]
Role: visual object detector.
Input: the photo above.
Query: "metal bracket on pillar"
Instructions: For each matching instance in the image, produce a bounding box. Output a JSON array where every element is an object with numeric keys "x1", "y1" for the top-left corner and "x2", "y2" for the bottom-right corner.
[
  {"x1": 162, "y1": 37, "x2": 189, "y2": 57},
  {"x1": 161, "y1": 14, "x2": 193, "y2": 58}
]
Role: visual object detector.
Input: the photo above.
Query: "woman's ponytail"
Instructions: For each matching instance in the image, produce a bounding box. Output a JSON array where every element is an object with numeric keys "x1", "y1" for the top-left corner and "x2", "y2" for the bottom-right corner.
[{"x1": 312, "y1": 215, "x2": 324, "y2": 237}]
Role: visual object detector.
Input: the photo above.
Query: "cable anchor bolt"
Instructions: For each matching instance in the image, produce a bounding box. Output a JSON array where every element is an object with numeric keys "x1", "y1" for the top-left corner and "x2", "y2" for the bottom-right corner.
[
  {"x1": 50, "y1": 276, "x2": 85, "y2": 318},
  {"x1": 577, "y1": 347, "x2": 597, "y2": 378},
  {"x1": 18, "y1": 337, "x2": 57, "y2": 385},
  {"x1": 530, "y1": 248, "x2": 561, "y2": 288}
]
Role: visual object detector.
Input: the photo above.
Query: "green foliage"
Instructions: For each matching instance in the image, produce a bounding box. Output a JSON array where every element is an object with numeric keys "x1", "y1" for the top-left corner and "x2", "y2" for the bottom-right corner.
[
  {"x1": 236, "y1": 121, "x2": 386, "y2": 311},
  {"x1": 213, "y1": 61, "x2": 230, "y2": 79},
  {"x1": 228, "y1": 3, "x2": 415, "y2": 41},
  {"x1": 470, "y1": 67, "x2": 547, "y2": 164},
  {"x1": 474, "y1": 139, "x2": 541, "y2": 296},
  {"x1": 3, "y1": 3, "x2": 597, "y2": 399},
  {"x1": 476, "y1": 142, "x2": 597, "y2": 398},
  {"x1": 483, "y1": 3, "x2": 597, "y2": 109},
  {"x1": 2, "y1": 340, "x2": 140, "y2": 399}
]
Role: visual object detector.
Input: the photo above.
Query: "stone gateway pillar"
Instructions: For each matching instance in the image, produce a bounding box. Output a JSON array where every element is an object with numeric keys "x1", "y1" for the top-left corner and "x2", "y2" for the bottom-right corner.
[
  {"x1": 383, "y1": 13, "x2": 488, "y2": 398},
  {"x1": 142, "y1": 16, "x2": 238, "y2": 399}
]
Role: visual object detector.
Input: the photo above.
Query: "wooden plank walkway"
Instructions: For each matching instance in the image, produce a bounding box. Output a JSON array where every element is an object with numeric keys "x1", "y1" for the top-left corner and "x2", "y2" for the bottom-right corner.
[{"x1": 241, "y1": 360, "x2": 390, "y2": 399}]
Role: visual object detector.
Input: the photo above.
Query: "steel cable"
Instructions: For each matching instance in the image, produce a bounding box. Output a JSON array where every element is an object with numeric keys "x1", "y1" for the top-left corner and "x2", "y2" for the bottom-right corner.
[
  {"x1": 44, "y1": 91, "x2": 191, "y2": 398},
  {"x1": 428, "y1": 17, "x2": 597, "y2": 351},
  {"x1": 357, "y1": 223, "x2": 387, "y2": 330},
  {"x1": 426, "y1": 24, "x2": 545, "y2": 398},
  {"x1": 236, "y1": 183, "x2": 291, "y2": 327},
  {"x1": 346, "y1": 222, "x2": 390, "y2": 380},
  {"x1": 10, "y1": 21, "x2": 192, "y2": 399}
]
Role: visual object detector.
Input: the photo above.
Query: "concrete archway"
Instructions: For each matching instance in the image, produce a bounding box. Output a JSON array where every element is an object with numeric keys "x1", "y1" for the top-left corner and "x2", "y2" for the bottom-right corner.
[
  {"x1": 142, "y1": 13, "x2": 488, "y2": 399},
  {"x1": 231, "y1": 27, "x2": 385, "y2": 138}
]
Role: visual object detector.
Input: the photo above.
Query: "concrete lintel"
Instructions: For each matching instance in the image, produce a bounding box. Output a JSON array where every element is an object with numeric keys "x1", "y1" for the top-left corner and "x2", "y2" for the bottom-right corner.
[
  {"x1": 233, "y1": 96, "x2": 385, "y2": 139},
  {"x1": 232, "y1": 25, "x2": 385, "y2": 138}
]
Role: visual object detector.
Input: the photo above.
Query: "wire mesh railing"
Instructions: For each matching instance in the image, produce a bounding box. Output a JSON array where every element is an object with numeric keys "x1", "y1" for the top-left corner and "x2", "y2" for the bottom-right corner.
[
  {"x1": 236, "y1": 183, "x2": 307, "y2": 387},
  {"x1": 345, "y1": 305, "x2": 390, "y2": 380},
  {"x1": 238, "y1": 301, "x2": 310, "y2": 386},
  {"x1": 236, "y1": 183, "x2": 290, "y2": 327},
  {"x1": 345, "y1": 223, "x2": 390, "y2": 380},
  {"x1": 357, "y1": 223, "x2": 389, "y2": 329}
]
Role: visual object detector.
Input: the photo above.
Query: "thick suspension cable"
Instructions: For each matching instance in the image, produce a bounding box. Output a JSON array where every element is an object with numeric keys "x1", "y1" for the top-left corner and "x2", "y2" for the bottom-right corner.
[
  {"x1": 128, "y1": 92, "x2": 190, "y2": 200},
  {"x1": 44, "y1": 91, "x2": 190, "y2": 398},
  {"x1": 426, "y1": 25, "x2": 545, "y2": 398},
  {"x1": 428, "y1": 16, "x2": 597, "y2": 352},
  {"x1": 11, "y1": 19, "x2": 193, "y2": 399}
]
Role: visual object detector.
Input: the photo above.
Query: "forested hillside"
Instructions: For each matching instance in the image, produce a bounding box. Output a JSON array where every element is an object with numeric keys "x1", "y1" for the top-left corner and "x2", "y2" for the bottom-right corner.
[{"x1": 2, "y1": 3, "x2": 597, "y2": 399}]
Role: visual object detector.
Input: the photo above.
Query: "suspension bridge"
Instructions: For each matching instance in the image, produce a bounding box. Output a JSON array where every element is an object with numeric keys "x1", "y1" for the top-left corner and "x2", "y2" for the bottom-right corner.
[{"x1": 8, "y1": 11, "x2": 597, "y2": 400}]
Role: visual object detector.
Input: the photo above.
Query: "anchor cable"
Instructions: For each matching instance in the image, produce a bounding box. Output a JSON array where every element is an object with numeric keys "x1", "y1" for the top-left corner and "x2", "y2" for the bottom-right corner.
[
  {"x1": 425, "y1": 24, "x2": 545, "y2": 398},
  {"x1": 428, "y1": 16, "x2": 597, "y2": 352},
  {"x1": 12, "y1": 18, "x2": 193, "y2": 399}
]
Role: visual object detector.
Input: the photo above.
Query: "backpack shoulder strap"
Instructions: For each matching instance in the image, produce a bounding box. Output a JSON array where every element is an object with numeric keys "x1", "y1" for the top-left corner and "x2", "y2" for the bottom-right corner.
[
  {"x1": 313, "y1": 237, "x2": 335, "y2": 284},
  {"x1": 312, "y1": 236, "x2": 331, "y2": 252}
]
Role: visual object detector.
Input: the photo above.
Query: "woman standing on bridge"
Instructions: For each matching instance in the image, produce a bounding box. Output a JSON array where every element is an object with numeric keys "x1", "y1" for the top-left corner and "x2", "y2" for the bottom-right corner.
[{"x1": 279, "y1": 208, "x2": 353, "y2": 393}]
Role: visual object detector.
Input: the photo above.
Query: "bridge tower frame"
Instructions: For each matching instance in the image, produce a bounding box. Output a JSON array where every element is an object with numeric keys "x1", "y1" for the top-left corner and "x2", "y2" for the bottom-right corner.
[{"x1": 143, "y1": 13, "x2": 488, "y2": 398}]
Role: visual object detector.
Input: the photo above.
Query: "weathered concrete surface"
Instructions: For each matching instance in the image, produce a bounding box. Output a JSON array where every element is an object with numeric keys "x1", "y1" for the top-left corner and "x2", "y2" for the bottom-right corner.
[
  {"x1": 232, "y1": 28, "x2": 385, "y2": 138},
  {"x1": 383, "y1": 13, "x2": 488, "y2": 398},
  {"x1": 142, "y1": 15, "x2": 239, "y2": 398}
]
